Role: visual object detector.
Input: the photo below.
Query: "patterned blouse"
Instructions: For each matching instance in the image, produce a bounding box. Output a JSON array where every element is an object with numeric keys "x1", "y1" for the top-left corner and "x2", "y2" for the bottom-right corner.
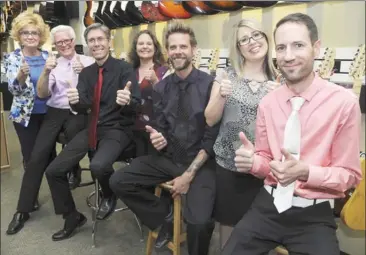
[
  {"x1": 213, "y1": 66, "x2": 274, "y2": 171},
  {"x1": 4, "y1": 48, "x2": 49, "y2": 127}
]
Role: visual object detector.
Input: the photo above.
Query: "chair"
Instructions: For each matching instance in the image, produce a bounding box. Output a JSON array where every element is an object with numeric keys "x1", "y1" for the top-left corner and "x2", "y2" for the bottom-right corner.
[
  {"x1": 85, "y1": 142, "x2": 144, "y2": 247},
  {"x1": 146, "y1": 183, "x2": 187, "y2": 255}
]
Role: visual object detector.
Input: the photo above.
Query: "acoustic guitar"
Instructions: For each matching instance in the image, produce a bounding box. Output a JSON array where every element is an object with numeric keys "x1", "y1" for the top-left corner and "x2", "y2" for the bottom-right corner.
[
  {"x1": 83, "y1": 0, "x2": 95, "y2": 28},
  {"x1": 182, "y1": 1, "x2": 219, "y2": 15},
  {"x1": 204, "y1": 1, "x2": 243, "y2": 12},
  {"x1": 141, "y1": 1, "x2": 171, "y2": 22},
  {"x1": 341, "y1": 153, "x2": 365, "y2": 231},
  {"x1": 158, "y1": 0, "x2": 192, "y2": 19}
]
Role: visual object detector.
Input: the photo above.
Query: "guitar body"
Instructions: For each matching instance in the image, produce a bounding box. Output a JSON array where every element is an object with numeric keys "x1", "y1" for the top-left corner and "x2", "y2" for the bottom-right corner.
[
  {"x1": 102, "y1": 1, "x2": 126, "y2": 29},
  {"x1": 112, "y1": 1, "x2": 139, "y2": 26},
  {"x1": 341, "y1": 154, "x2": 365, "y2": 230},
  {"x1": 125, "y1": 1, "x2": 150, "y2": 25},
  {"x1": 83, "y1": 0, "x2": 94, "y2": 28},
  {"x1": 141, "y1": 1, "x2": 171, "y2": 22},
  {"x1": 158, "y1": 0, "x2": 192, "y2": 19},
  {"x1": 239, "y1": 1, "x2": 278, "y2": 8},
  {"x1": 204, "y1": 1, "x2": 243, "y2": 11},
  {"x1": 182, "y1": 1, "x2": 219, "y2": 15}
]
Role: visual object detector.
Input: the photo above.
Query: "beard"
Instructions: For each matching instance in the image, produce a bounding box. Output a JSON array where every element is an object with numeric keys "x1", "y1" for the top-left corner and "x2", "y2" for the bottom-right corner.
[
  {"x1": 279, "y1": 62, "x2": 313, "y2": 84},
  {"x1": 170, "y1": 56, "x2": 191, "y2": 71}
]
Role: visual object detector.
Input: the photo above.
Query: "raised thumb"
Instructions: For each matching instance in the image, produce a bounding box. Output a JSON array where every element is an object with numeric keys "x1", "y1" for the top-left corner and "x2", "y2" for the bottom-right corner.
[
  {"x1": 221, "y1": 70, "x2": 228, "y2": 80},
  {"x1": 76, "y1": 54, "x2": 81, "y2": 62},
  {"x1": 239, "y1": 132, "x2": 254, "y2": 150},
  {"x1": 145, "y1": 125, "x2": 156, "y2": 133},
  {"x1": 281, "y1": 148, "x2": 296, "y2": 161},
  {"x1": 124, "y1": 81, "x2": 131, "y2": 91}
]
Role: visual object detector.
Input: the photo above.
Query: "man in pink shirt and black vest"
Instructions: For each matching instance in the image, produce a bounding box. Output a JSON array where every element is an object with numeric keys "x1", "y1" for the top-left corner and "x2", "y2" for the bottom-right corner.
[{"x1": 223, "y1": 13, "x2": 362, "y2": 255}]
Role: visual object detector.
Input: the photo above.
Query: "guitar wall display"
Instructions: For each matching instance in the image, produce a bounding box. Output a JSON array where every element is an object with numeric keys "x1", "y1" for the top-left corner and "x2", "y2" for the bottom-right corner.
[
  {"x1": 81, "y1": 1, "x2": 285, "y2": 29},
  {"x1": 316, "y1": 47, "x2": 336, "y2": 80},
  {"x1": 349, "y1": 44, "x2": 365, "y2": 96}
]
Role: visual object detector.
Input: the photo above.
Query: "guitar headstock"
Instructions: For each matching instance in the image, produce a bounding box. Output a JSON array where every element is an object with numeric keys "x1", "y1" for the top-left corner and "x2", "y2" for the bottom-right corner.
[
  {"x1": 110, "y1": 30, "x2": 116, "y2": 58},
  {"x1": 208, "y1": 48, "x2": 220, "y2": 77},
  {"x1": 317, "y1": 47, "x2": 336, "y2": 80},
  {"x1": 349, "y1": 44, "x2": 365, "y2": 80},
  {"x1": 192, "y1": 48, "x2": 201, "y2": 69}
]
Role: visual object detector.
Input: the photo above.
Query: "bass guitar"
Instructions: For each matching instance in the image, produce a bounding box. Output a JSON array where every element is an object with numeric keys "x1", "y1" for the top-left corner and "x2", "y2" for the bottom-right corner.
[{"x1": 204, "y1": 1, "x2": 243, "y2": 12}]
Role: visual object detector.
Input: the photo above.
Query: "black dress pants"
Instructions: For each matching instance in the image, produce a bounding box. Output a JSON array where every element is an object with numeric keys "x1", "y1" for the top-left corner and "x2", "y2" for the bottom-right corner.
[
  {"x1": 109, "y1": 155, "x2": 216, "y2": 255},
  {"x1": 222, "y1": 187, "x2": 340, "y2": 255},
  {"x1": 16, "y1": 108, "x2": 87, "y2": 212},
  {"x1": 45, "y1": 126, "x2": 131, "y2": 215}
]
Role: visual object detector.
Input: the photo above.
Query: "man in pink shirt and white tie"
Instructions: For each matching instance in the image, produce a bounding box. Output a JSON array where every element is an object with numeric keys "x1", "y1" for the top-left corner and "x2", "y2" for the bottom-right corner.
[
  {"x1": 6, "y1": 25, "x2": 94, "y2": 236},
  {"x1": 223, "y1": 13, "x2": 362, "y2": 255}
]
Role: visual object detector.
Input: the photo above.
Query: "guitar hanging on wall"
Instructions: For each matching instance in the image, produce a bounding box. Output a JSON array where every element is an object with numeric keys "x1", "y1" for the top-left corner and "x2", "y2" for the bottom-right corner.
[
  {"x1": 348, "y1": 44, "x2": 365, "y2": 96},
  {"x1": 182, "y1": 1, "x2": 219, "y2": 15},
  {"x1": 141, "y1": 1, "x2": 171, "y2": 22},
  {"x1": 158, "y1": 0, "x2": 193, "y2": 19},
  {"x1": 316, "y1": 47, "x2": 336, "y2": 80},
  {"x1": 83, "y1": 0, "x2": 95, "y2": 28}
]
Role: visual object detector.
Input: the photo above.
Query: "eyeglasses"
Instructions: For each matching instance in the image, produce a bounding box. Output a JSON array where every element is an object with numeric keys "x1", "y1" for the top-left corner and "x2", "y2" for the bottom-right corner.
[
  {"x1": 20, "y1": 30, "x2": 39, "y2": 37},
  {"x1": 237, "y1": 31, "x2": 264, "y2": 46},
  {"x1": 55, "y1": 39, "x2": 73, "y2": 47},
  {"x1": 87, "y1": 37, "x2": 108, "y2": 45}
]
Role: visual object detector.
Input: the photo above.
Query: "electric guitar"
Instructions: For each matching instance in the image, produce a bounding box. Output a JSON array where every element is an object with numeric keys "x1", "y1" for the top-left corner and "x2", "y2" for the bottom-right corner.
[
  {"x1": 141, "y1": 1, "x2": 171, "y2": 22},
  {"x1": 316, "y1": 47, "x2": 336, "y2": 80},
  {"x1": 112, "y1": 1, "x2": 139, "y2": 26},
  {"x1": 83, "y1": 0, "x2": 95, "y2": 28},
  {"x1": 208, "y1": 48, "x2": 220, "y2": 77},
  {"x1": 182, "y1": 1, "x2": 219, "y2": 15},
  {"x1": 204, "y1": 1, "x2": 243, "y2": 12},
  {"x1": 349, "y1": 44, "x2": 365, "y2": 96},
  {"x1": 158, "y1": 0, "x2": 193, "y2": 19},
  {"x1": 125, "y1": 1, "x2": 150, "y2": 25},
  {"x1": 192, "y1": 48, "x2": 202, "y2": 69},
  {"x1": 239, "y1": 1, "x2": 278, "y2": 8},
  {"x1": 341, "y1": 153, "x2": 365, "y2": 231}
]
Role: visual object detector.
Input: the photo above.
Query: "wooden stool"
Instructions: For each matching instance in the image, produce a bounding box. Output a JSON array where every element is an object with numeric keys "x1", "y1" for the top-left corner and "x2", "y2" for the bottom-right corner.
[
  {"x1": 274, "y1": 246, "x2": 289, "y2": 255},
  {"x1": 146, "y1": 183, "x2": 187, "y2": 255}
]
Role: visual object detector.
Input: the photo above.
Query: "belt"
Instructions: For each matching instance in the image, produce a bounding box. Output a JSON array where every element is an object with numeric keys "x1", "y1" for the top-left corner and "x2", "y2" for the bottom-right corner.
[{"x1": 264, "y1": 185, "x2": 334, "y2": 209}]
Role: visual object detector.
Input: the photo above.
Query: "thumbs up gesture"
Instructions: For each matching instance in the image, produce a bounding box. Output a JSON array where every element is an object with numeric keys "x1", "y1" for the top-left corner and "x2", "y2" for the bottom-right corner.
[
  {"x1": 18, "y1": 57, "x2": 30, "y2": 77},
  {"x1": 219, "y1": 71, "x2": 233, "y2": 98},
  {"x1": 116, "y1": 81, "x2": 132, "y2": 106},
  {"x1": 71, "y1": 55, "x2": 84, "y2": 74},
  {"x1": 145, "y1": 125, "x2": 167, "y2": 151},
  {"x1": 269, "y1": 148, "x2": 309, "y2": 186},
  {"x1": 234, "y1": 132, "x2": 255, "y2": 172},
  {"x1": 142, "y1": 66, "x2": 158, "y2": 85},
  {"x1": 45, "y1": 52, "x2": 57, "y2": 72}
]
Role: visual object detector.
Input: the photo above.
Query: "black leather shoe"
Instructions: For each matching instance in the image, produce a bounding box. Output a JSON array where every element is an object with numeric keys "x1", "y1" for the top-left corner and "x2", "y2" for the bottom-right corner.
[
  {"x1": 155, "y1": 207, "x2": 174, "y2": 249},
  {"x1": 52, "y1": 213, "x2": 87, "y2": 241},
  {"x1": 68, "y1": 165, "x2": 82, "y2": 190},
  {"x1": 96, "y1": 195, "x2": 117, "y2": 220},
  {"x1": 31, "y1": 199, "x2": 40, "y2": 212},
  {"x1": 6, "y1": 212, "x2": 30, "y2": 235}
]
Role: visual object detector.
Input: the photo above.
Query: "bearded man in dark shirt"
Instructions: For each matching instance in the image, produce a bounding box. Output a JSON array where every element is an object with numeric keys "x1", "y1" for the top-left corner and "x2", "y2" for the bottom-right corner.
[{"x1": 110, "y1": 21, "x2": 220, "y2": 255}]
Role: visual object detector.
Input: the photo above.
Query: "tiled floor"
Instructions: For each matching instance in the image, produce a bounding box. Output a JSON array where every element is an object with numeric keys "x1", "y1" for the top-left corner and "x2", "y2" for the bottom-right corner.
[{"x1": 1, "y1": 113, "x2": 365, "y2": 255}]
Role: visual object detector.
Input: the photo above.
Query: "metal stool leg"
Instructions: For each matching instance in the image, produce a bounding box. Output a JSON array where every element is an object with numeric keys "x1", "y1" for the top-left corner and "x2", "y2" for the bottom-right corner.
[{"x1": 90, "y1": 179, "x2": 100, "y2": 247}]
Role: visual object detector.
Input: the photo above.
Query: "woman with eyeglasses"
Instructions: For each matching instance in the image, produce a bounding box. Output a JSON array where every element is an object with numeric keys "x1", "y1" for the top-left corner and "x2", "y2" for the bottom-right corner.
[
  {"x1": 205, "y1": 19, "x2": 280, "y2": 250},
  {"x1": 3, "y1": 12, "x2": 51, "y2": 222}
]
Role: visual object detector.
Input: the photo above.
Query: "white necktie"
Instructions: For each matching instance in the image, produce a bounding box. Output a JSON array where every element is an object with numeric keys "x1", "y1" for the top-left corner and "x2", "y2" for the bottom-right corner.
[{"x1": 273, "y1": 96, "x2": 305, "y2": 213}]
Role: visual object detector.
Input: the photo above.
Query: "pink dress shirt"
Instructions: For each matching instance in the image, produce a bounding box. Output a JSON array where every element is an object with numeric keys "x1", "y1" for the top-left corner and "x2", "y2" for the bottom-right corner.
[
  {"x1": 250, "y1": 74, "x2": 362, "y2": 199},
  {"x1": 47, "y1": 54, "x2": 95, "y2": 109}
]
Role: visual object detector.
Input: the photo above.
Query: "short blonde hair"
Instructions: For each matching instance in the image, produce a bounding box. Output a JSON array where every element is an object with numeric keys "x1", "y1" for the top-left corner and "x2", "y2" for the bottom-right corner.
[
  {"x1": 10, "y1": 12, "x2": 50, "y2": 46},
  {"x1": 229, "y1": 19, "x2": 278, "y2": 80}
]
